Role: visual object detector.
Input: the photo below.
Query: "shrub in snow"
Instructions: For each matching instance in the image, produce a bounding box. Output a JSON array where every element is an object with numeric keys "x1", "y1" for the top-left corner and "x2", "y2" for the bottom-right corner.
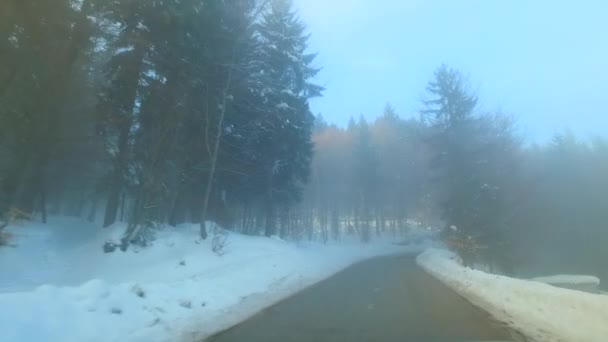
[
  {"x1": 0, "y1": 209, "x2": 26, "y2": 247},
  {"x1": 123, "y1": 221, "x2": 161, "y2": 249},
  {"x1": 4, "y1": 207, "x2": 31, "y2": 224},
  {"x1": 440, "y1": 227, "x2": 514, "y2": 274},
  {"x1": 441, "y1": 229, "x2": 483, "y2": 266},
  {"x1": 103, "y1": 221, "x2": 162, "y2": 253},
  {"x1": 179, "y1": 299, "x2": 192, "y2": 309},
  {"x1": 130, "y1": 284, "x2": 145, "y2": 298}
]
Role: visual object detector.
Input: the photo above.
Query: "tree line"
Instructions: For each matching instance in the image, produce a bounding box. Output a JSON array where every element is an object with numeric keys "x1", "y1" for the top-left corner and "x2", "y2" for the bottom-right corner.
[
  {"x1": 0, "y1": 0, "x2": 322, "y2": 249},
  {"x1": 2, "y1": 1, "x2": 607, "y2": 279},
  {"x1": 303, "y1": 65, "x2": 608, "y2": 278}
]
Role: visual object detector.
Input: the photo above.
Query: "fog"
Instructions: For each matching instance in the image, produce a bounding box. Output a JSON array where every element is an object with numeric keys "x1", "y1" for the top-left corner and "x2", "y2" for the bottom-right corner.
[{"x1": 1, "y1": 1, "x2": 608, "y2": 341}]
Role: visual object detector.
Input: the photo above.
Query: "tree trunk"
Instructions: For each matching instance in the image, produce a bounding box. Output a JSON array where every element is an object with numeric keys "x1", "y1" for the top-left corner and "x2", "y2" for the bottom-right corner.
[
  {"x1": 331, "y1": 208, "x2": 340, "y2": 241},
  {"x1": 102, "y1": 23, "x2": 146, "y2": 227},
  {"x1": 103, "y1": 174, "x2": 121, "y2": 227},
  {"x1": 14, "y1": 146, "x2": 49, "y2": 218},
  {"x1": 200, "y1": 67, "x2": 234, "y2": 240},
  {"x1": 40, "y1": 187, "x2": 47, "y2": 224},
  {"x1": 264, "y1": 193, "x2": 275, "y2": 237},
  {"x1": 320, "y1": 206, "x2": 328, "y2": 243},
  {"x1": 13, "y1": 155, "x2": 37, "y2": 214},
  {"x1": 168, "y1": 189, "x2": 181, "y2": 227},
  {"x1": 87, "y1": 197, "x2": 98, "y2": 223}
]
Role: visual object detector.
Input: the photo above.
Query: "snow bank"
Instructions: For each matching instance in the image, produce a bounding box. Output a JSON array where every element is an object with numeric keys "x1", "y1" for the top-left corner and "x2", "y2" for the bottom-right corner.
[
  {"x1": 530, "y1": 275, "x2": 600, "y2": 286},
  {"x1": 1, "y1": 218, "x2": 434, "y2": 342},
  {"x1": 530, "y1": 275, "x2": 600, "y2": 293},
  {"x1": 417, "y1": 248, "x2": 608, "y2": 342}
]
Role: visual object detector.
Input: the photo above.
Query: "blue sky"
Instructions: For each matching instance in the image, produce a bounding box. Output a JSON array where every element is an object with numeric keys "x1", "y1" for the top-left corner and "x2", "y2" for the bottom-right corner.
[{"x1": 293, "y1": 0, "x2": 608, "y2": 142}]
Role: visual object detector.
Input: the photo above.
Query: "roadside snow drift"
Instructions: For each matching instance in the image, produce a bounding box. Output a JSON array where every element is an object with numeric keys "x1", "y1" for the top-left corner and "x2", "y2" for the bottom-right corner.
[
  {"x1": 0, "y1": 218, "x2": 433, "y2": 342},
  {"x1": 530, "y1": 275, "x2": 600, "y2": 293},
  {"x1": 417, "y1": 249, "x2": 608, "y2": 342}
]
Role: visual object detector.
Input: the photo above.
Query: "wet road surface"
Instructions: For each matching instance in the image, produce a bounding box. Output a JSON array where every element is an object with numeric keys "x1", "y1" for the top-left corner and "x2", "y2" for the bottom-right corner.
[{"x1": 206, "y1": 255, "x2": 511, "y2": 342}]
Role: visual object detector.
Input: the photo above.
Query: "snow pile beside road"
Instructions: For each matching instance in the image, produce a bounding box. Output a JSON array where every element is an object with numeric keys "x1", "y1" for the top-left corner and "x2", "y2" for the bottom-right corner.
[
  {"x1": 0, "y1": 218, "x2": 434, "y2": 342},
  {"x1": 530, "y1": 274, "x2": 600, "y2": 286},
  {"x1": 417, "y1": 248, "x2": 608, "y2": 342},
  {"x1": 530, "y1": 274, "x2": 601, "y2": 293}
]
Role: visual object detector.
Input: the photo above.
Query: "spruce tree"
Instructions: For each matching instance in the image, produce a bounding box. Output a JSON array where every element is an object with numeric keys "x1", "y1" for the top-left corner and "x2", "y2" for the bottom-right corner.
[
  {"x1": 422, "y1": 65, "x2": 519, "y2": 268},
  {"x1": 252, "y1": 0, "x2": 323, "y2": 236},
  {"x1": 352, "y1": 116, "x2": 377, "y2": 241}
]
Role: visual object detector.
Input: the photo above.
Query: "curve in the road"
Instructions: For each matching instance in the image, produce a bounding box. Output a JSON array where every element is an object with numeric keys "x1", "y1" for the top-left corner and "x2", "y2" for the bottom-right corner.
[{"x1": 206, "y1": 254, "x2": 511, "y2": 342}]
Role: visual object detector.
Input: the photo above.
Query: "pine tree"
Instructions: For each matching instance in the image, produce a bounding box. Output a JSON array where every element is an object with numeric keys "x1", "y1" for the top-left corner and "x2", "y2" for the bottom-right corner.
[
  {"x1": 421, "y1": 64, "x2": 477, "y2": 129},
  {"x1": 422, "y1": 65, "x2": 520, "y2": 268},
  {"x1": 251, "y1": 0, "x2": 323, "y2": 237},
  {"x1": 95, "y1": 0, "x2": 156, "y2": 228}
]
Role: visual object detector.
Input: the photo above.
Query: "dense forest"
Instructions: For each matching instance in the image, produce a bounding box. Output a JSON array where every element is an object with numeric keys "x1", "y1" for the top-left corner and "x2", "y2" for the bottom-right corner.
[
  {"x1": 1, "y1": 0, "x2": 323, "y2": 248},
  {"x1": 1, "y1": 0, "x2": 607, "y2": 280}
]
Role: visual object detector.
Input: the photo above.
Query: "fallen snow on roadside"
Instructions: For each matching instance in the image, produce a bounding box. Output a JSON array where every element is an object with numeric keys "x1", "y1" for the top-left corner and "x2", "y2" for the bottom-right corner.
[
  {"x1": 417, "y1": 248, "x2": 608, "y2": 342},
  {"x1": 530, "y1": 274, "x2": 600, "y2": 286},
  {"x1": 0, "y1": 218, "x2": 434, "y2": 342}
]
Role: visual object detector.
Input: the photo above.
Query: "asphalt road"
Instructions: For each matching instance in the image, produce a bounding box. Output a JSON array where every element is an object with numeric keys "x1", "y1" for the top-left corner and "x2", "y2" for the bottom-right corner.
[{"x1": 206, "y1": 254, "x2": 511, "y2": 342}]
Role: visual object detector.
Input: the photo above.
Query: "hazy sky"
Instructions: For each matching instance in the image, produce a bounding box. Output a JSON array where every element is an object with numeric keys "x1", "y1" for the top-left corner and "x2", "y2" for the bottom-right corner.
[{"x1": 293, "y1": 0, "x2": 608, "y2": 142}]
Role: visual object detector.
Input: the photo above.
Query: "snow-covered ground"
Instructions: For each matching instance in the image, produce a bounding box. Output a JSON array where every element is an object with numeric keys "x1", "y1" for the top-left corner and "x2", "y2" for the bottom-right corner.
[
  {"x1": 530, "y1": 274, "x2": 600, "y2": 293},
  {"x1": 530, "y1": 274, "x2": 600, "y2": 286},
  {"x1": 0, "y1": 217, "x2": 434, "y2": 342},
  {"x1": 417, "y1": 248, "x2": 608, "y2": 342}
]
